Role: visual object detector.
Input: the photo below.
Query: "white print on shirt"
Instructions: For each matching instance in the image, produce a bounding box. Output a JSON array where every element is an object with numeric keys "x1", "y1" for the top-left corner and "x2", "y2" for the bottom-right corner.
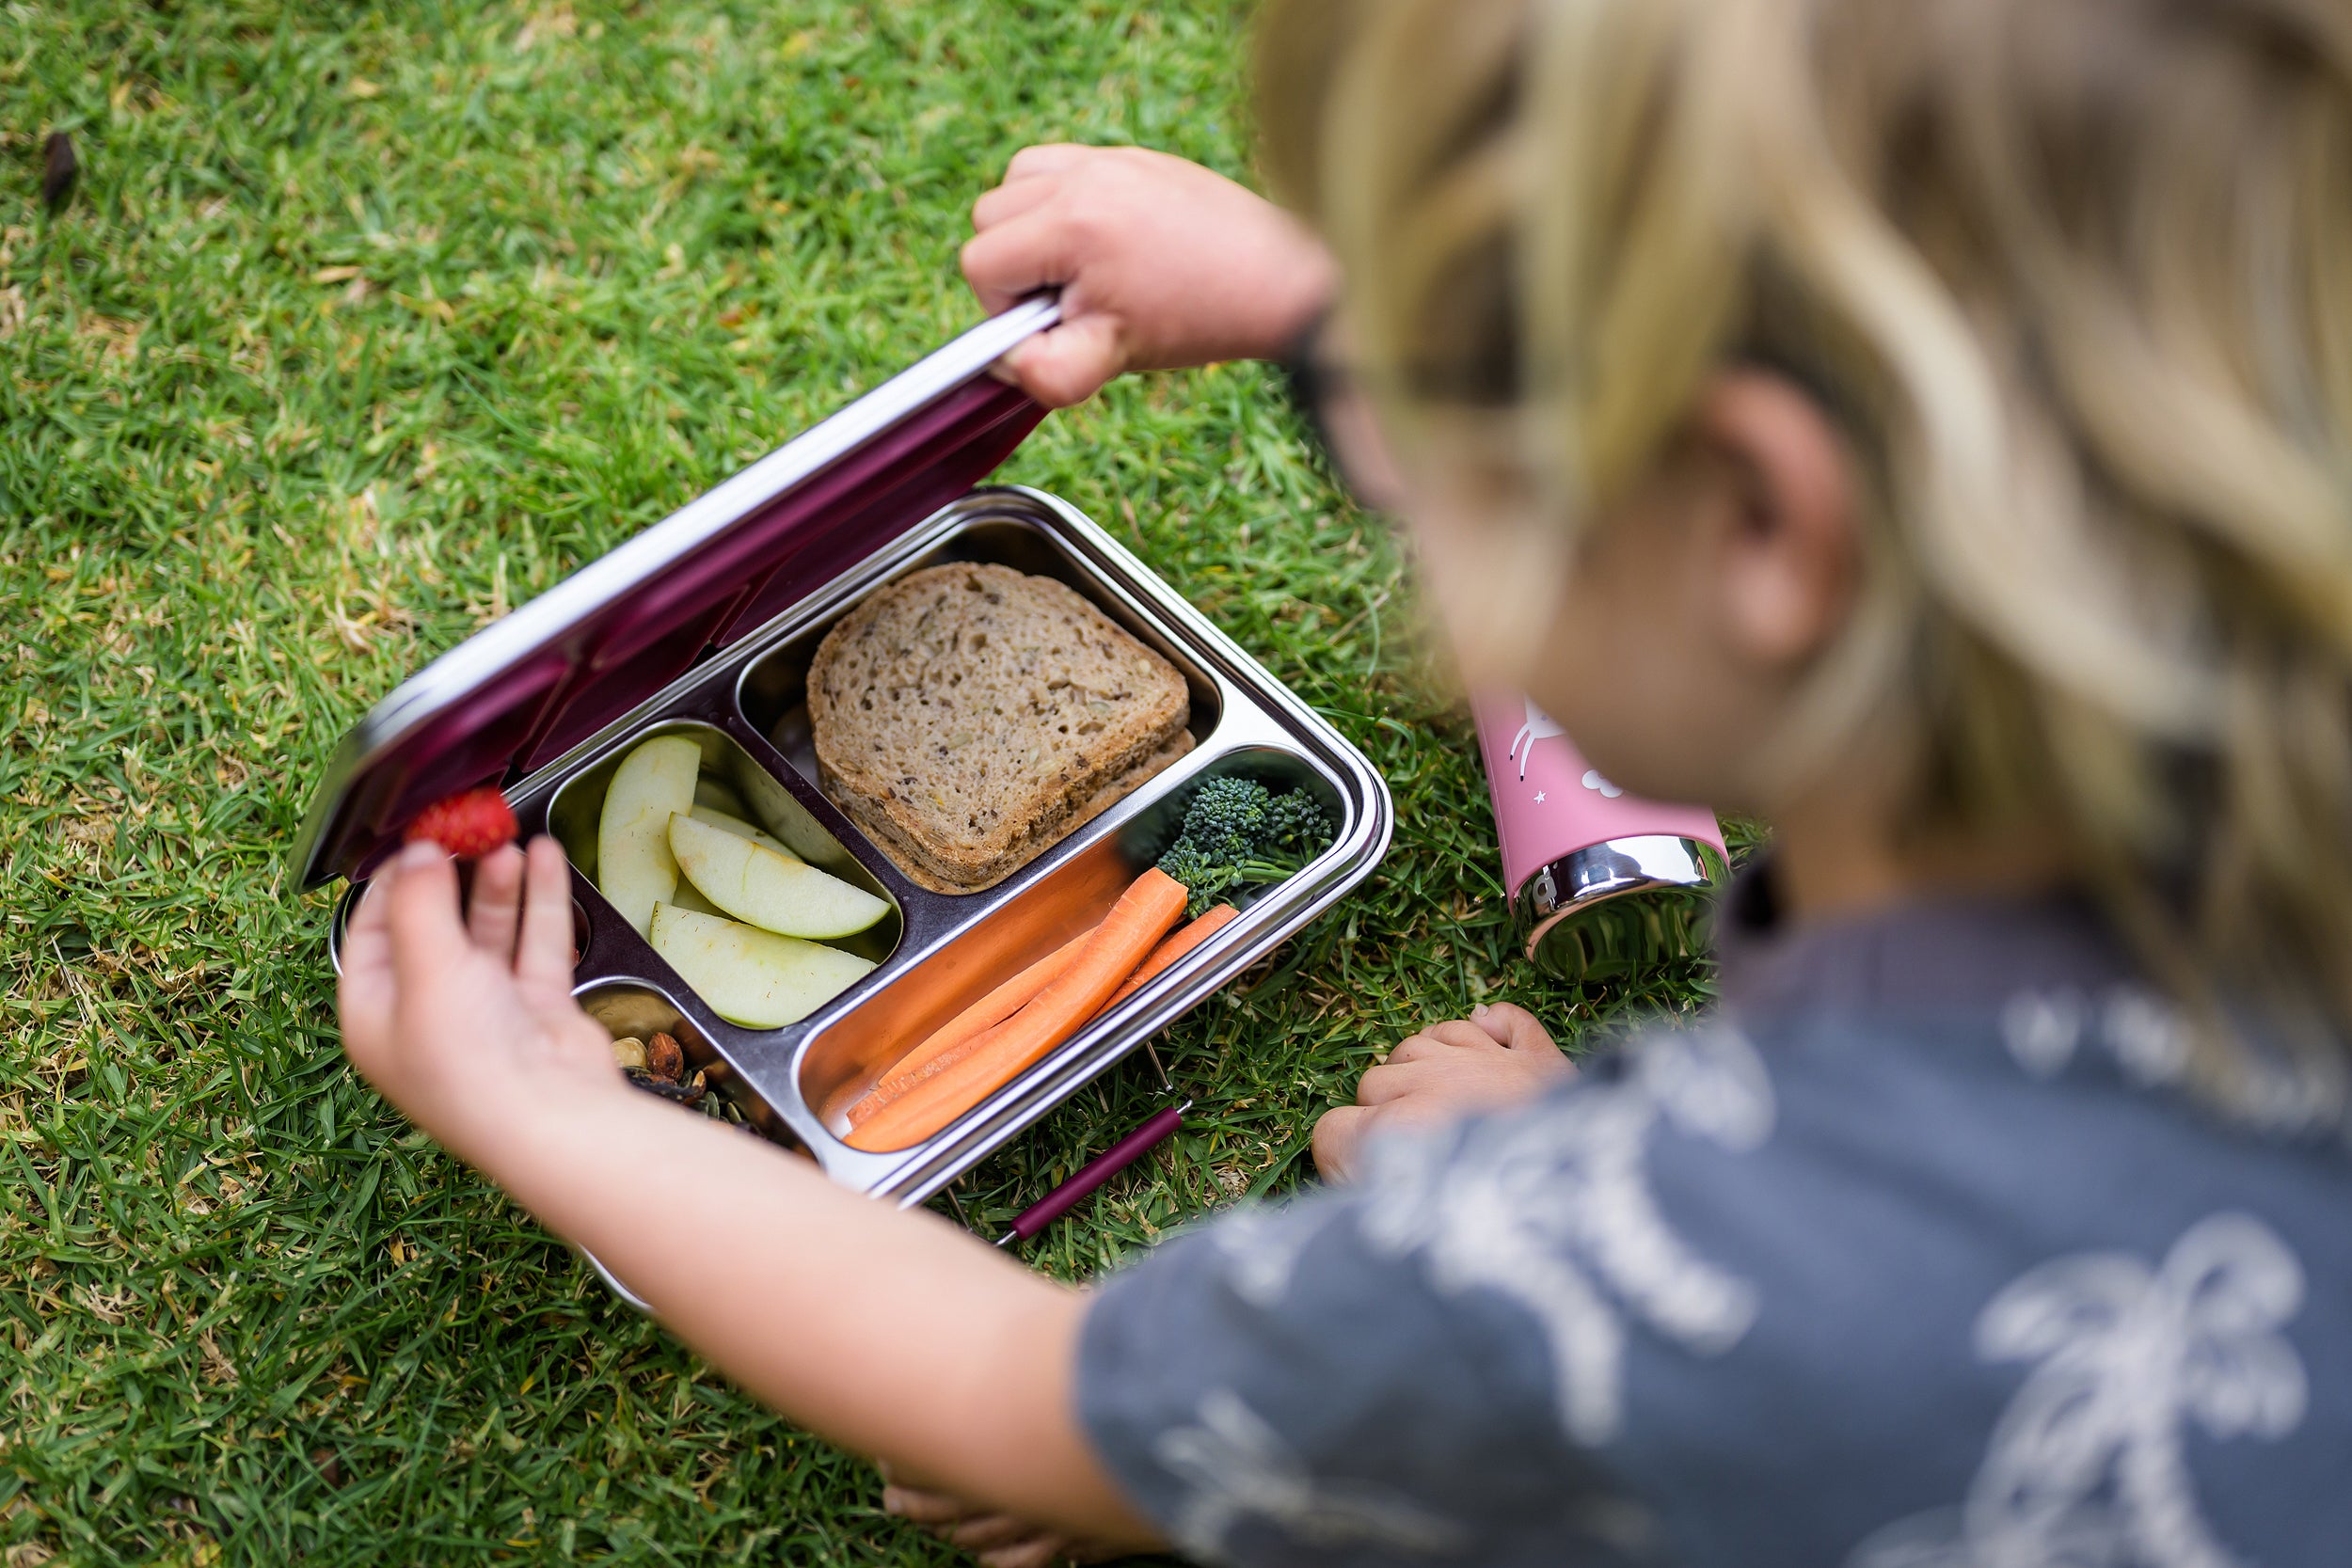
[
  {"x1": 1358, "y1": 1024, "x2": 1775, "y2": 1445},
  {"x1": 1999, "y1": 987, "x2": 2185, "y2": 1088},
  {"x1": 1848, "y1": 1212, "x2": 2307, "y2": 1568},
  {"x1": 1153, "y1": 1388, "x2": 1470, "y2": 1563},
  {"x1": 2000, "y1": 984, "x2": 2348, "y2": 1139},
  {"x1": 1209, "y1": 1206, "x2": 1323, "y2": 1310}
]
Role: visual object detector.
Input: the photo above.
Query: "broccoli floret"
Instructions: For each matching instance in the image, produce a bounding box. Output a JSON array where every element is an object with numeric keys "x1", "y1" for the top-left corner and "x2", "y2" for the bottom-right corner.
[{"x1": 1156, "y1": 776, "x2": 1333, "y2": 915}]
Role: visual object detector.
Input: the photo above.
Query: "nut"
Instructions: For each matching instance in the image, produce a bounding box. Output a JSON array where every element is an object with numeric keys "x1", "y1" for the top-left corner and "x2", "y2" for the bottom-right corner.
[
  {"x1": 646, "y1": 1032, "x2": 685, "y2": 1083},
  {"x1": 625, "y1": 1071, "x2": 706, "y2": 1107},
  {"x1": 610, "y1": 1036, "x2": 648, "y2": 1072}
]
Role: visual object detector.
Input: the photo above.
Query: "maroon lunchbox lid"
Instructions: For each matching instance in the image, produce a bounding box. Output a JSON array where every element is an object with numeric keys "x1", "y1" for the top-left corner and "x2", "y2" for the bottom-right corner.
[{"x1": 290, "y1": 297, "x2": 1060, "y2": 891}]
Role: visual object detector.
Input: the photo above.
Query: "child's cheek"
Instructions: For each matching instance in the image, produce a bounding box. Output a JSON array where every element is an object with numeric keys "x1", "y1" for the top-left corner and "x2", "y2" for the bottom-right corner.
[{"x1": 1402, "y1": 496, "x2": 1556, "y2": 694}]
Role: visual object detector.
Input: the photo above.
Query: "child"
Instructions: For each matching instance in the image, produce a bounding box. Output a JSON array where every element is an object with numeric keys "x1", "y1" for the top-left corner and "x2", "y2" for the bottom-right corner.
[{"x1": 337, "y1": 0, "x2": 2352, "y2": 1563}]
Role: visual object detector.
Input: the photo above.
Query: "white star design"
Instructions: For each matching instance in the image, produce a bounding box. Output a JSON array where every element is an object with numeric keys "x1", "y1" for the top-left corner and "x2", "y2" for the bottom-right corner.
[{"x1": 1534, "y1": 792, "x2": 1547, "y2": 803}]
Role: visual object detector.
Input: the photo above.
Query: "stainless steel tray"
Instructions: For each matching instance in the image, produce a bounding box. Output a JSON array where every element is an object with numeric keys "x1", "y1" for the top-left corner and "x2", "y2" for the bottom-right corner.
[{"x1": 330, "y1": 486, "x2": 1392, "y2": 1212}]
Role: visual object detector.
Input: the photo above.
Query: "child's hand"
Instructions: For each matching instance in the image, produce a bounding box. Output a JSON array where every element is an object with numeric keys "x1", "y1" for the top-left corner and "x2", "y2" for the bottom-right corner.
[
  {"x1": 879, "y1": 1462, "x2": 1120, "y2": 1568},
  {"x1": 1311, "y1": 1004, "x2": 1576, "y2": 1184},
  {"x1": 961, "y1": 144, "x2": 1336, "y2": 407},
  {"x1": 337, "y1": 838, "x2": 624, "y2": 1171}
]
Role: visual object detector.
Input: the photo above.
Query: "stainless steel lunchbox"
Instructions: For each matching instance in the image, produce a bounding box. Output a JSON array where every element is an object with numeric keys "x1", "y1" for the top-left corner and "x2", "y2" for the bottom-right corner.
[{"x1": 293, "y1": 300, "x2": 1393, "y2": 1302}]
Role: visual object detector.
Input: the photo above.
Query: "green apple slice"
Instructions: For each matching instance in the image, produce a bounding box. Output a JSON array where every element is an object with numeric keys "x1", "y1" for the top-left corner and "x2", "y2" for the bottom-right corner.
[
  {"x1": 649, "y1": 904, "x2": 875, "y2": 1028},
  {"x1": 693, "y1": 776, "x2": 751, "y2": 817},
  {"x1": 596, "y1": 735, "x2": 701, "y2": 935},
  {"x1": 668, "y1": 812, "x2": 890, "y2": 940},
  {"x1": 688, "y1": 803, "x2": 799, "y2": 861}
]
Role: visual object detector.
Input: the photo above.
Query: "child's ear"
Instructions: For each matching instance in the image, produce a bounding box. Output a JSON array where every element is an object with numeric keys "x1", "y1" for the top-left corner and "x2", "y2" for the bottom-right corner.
[{"x1": 1692, "y1": 371, "x2": 1860, "y2": 673}]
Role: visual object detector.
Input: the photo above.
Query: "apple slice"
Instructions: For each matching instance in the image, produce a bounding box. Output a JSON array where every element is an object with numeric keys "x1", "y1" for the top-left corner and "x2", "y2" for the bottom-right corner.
[
  {"x1": 689, "y1": 803, "x2": 799, "y2": 861},
  {"x1": 596, "y1": 735, "x2": 701, "y2": 935},
  {"x1": 694, "y1": 775, "x2": 751, "y2": 818},
  {"x1": 669, "y1": 812, "x2": 890, "y2": 940},
  {"x1": 649, "y1": 904, "x2": 875, "y2": 1027}
]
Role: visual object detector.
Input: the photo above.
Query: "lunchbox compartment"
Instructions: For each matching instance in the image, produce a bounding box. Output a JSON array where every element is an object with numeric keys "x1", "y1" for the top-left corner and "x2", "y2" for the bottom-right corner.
[
  {"x1": 736, "y1": 515, "x2": 1226, "y2": 799},
  {"x1": 577, "y1": 979, "x2": 803, "y2": 1150},
  {"x1": 580, "y1": 979, "x2": 711, "y2": 1058},
  {"x1": 797, "y1": 745, "x2": 1345, "y2": 1146},
  {"x1": 546, "y1": 719, "x2": 903, "y2": 970}
]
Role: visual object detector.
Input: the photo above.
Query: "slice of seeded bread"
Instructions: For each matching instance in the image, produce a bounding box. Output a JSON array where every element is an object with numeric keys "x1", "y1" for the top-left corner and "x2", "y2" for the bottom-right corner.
[{"x1": 808, "y1": 562, "x2": 1193, "y2": 894}]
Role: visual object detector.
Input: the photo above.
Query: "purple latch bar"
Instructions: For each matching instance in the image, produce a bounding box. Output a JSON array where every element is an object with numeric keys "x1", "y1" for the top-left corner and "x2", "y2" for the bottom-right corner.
[{"x1": 995, "y1": 1102, "x2": 1187, "y2": 1246}]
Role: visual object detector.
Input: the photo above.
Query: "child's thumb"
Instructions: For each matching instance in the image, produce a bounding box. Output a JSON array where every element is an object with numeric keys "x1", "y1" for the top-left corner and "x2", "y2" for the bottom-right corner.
[
  {"x1": 1470, "y1": 1001, "x2": 1559, "y2": 1054},
  {"x1": 1001, "y1": 315, "x2": 1122, "y2": 408}
]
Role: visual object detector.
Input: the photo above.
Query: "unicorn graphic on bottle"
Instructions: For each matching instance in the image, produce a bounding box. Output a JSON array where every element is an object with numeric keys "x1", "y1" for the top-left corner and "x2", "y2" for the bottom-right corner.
[
  {"x1": 1507, "y1": 697, "x2": 1622, "y2": 796},
  {"x1": 1507, "y1": 698, "x2": 1566, "y2": 780}
]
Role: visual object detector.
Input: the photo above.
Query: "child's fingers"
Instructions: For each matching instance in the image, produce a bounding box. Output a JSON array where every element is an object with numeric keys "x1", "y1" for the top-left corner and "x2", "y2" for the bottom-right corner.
[
  {"x1": 960, "y1": 210, "x2": 1076, "y2": 316},
  {"x1": 1002, "y1": 142, "x2": 1090, "y2": 182},
  {"x1": 985, "y1": 1538, "x2": 1089, "y2": 1568},
  {"x1": 1383, "y1": 1021, "x2": 1503, "y2": 1068},
  {"x1": 1381, "y1": 1032, "x2": 1442, "y2": 1067},
  {"x1": 385, "y1": 842, "x2": 472, "y2": 989},
  {"x1": 998, "y1": 316, "x2": 1124, "y2": 409},
  {"x1": 972, "y1": 173, "x2": 1057, "y2": 232},
  {"x1": 946, "y1": 1514, "x2": 1046, "y2": 1553},
  {"x1": 514, "y1": 836, "x2": 578, "y2": 990},
  {"x1": 1357, "y1": 1057, "x2": 1451, "y2": 1108},
  {"x1": 466, "y1": 844, "x2": 526, "y2": 959},
  {"x1": 882, "y1": 1465, "x2": 1104, "y2": 1568},
  {"x1": 880, "y1": 1484, "x2": 961, "y2": 1527},
  {"x1": 1310, "y1": 1103, "x2": 1375, "y2": 1184},
  {"x1": 976, "y1": 1540, "x2": 1068, "y2": 1568},
  {"x1": 1471, "y1": 1002, "x2": 1563, "y2": 1055},
  {"x1": 336, "y1": 866, "x2": 400, "y2": 1058}
]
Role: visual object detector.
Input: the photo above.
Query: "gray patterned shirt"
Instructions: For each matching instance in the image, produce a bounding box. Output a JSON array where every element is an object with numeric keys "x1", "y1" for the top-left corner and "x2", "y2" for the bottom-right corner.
[{"x1": 1076, "y1": 878, "x2": 2352, "y2": 1566}]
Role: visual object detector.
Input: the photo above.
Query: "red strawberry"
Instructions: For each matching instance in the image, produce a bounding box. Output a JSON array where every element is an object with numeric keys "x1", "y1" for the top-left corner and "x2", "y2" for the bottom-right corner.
[{"x1": 403, "y1": 787, "x2": 518, "y2": 859}]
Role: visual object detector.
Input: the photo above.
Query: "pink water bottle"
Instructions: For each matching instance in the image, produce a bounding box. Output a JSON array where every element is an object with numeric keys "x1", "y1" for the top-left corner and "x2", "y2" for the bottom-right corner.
[{"x1": 1472, "y1": 691, "x2": 1727, "y2": 981}]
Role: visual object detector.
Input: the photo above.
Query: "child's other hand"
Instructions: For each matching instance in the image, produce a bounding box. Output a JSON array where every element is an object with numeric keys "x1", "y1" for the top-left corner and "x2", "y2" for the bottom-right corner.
[
  {"x1": 337, "y1": 838, "x2": 623, "y2": 1168},
  {"x1": 961, "y1": 144, "x2": 1336, "y2": 408},
  {"x1": 1311, "y1": 1003, "x2": 1576, "y2": 1184},
  {"x1": 880, "y1": 1462, "x2": 1120, "y2": 1568}
]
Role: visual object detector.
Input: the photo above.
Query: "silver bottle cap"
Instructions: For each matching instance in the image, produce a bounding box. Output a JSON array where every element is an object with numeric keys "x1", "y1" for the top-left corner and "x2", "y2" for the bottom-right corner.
[{"x1": 1516, "y1": 834, "x2": 1727, "y2": 982}]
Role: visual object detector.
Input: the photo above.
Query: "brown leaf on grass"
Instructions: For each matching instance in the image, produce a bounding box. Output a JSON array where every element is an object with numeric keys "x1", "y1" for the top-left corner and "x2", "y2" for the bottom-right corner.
[
  {"x1": 516, "y1": 4, "x2": 577, "y2": 50},
  {"x1": 198, "y1": 1330, "x2": 238, "y2": 1387},
  {"x1": 326, "y1": 581, "x2": 415, "y2": 653},
  {"x1": 77, "y1": 314, "x2": 142, "y2": 363},
  {"x1": 41, "y1": 132, "x2": 76, "y2": 211},
  {"x1": 395, "y1": 292, "x2": 455, "y2": 324},
  {"x1": 81, "y1": 1285, "x2": 134, "y2": 1324},
  {"x1": 310, "y1": 265, "x2": 362, "y2": 284},
  {"x1": 345, "y1": 78, "x2": 382, "y2": 99}
]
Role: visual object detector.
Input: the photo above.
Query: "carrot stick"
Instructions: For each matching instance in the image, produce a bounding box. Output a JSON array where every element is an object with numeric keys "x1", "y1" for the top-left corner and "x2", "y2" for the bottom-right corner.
[
  {"x1": 846, "y1": 868, "x2": 1189, "y2": 1151},
  {"x1": 850, "y1": 925, "x2": 1100, "y2": 1126},
  {"x1": 1099, "y1": 904, "x2": 1237, "y2": 1012}
]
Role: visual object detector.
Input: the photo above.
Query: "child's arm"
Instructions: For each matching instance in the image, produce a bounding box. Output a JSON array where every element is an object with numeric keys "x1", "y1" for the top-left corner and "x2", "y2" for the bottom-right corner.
[
  {"x1": 961, "y1": 144, "x2": 1337, "y2": 407},
  {"x1": 335, "y1": 839, "x2": 1162, "y2": 1551}
]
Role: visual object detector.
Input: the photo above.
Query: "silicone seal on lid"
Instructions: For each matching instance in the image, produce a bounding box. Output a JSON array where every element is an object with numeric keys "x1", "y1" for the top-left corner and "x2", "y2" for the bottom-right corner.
[{"x1": 290, "y1": 296, "x2": 1062, "y2": 892}]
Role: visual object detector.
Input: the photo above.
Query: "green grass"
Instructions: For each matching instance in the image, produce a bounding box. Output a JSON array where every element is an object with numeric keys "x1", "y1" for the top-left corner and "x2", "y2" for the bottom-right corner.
[{"x1": 0, "y1": 4, "x2": 1730, "y2": 1562}]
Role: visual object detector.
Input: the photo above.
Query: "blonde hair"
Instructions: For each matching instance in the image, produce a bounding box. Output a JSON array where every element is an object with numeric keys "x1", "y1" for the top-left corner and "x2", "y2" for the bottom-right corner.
[{"x1": 1259, "y1": 0, "x2": 2352, "y2": 1102}]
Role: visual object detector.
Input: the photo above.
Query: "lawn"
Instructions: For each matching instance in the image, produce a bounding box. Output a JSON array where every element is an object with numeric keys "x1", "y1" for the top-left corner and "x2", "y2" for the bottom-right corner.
[{"x1": 0, "y1": 3, "x2": 1715, "y2": 1562}]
